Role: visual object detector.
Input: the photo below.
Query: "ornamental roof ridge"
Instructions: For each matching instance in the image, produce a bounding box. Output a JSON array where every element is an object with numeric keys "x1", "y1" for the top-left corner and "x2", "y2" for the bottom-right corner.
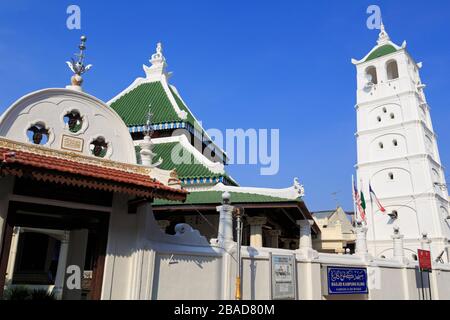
[
  {"x1": 351, "y1": 22, "x2": 406, "y2": 65},
  {"x1": 203, "y1": 178, "x2": 305, "y2": 200}
]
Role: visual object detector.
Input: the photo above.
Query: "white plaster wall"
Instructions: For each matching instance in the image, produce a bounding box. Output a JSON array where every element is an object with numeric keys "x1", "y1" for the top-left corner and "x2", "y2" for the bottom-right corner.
[
  {"x1": 152, "y1": 253, "x2": 223, "y2": 300},
  {"x1": 97, "y1": 194, "x2": 450, "y2": 301},
  {"x1": 368, "y1": 267, "x2": 407, "y2": 300},
  {"x1": 241, "y1": 256, "x2": 271, "y2": 300}
]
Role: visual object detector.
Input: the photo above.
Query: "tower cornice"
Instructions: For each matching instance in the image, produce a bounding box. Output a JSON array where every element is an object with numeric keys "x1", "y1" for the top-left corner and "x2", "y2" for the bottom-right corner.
[
  {"x1": 355, "y1": 90, "x2": 422, "y2": 110},
  {"x1": 355, "y1": 153, "x2": 444, "y2": 170},
  {"x1": 355, "y1": 119, "x2": 437, "y2": 139}
]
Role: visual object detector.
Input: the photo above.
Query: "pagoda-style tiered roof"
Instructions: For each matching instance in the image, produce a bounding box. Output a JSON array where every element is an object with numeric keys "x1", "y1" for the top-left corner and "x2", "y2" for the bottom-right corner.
[
  {"x1": 109, "y1": 43, "x2": 227, "y2": 164},
  {"x1": 135, "y1": 135, "x2": 237, "y2": 186}
]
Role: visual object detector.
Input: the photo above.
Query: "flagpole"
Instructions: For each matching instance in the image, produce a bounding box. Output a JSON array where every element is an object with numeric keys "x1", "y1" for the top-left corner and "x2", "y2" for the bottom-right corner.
[
  {"x1": 369, "y1": 181, "x2": 377, "y2": 256},
  {"x1": 352, "y1": 175, "x2": 358, "y2": 225},
  {"x1": 359, "y1": 178, "x2": 366, "y2": 226}
]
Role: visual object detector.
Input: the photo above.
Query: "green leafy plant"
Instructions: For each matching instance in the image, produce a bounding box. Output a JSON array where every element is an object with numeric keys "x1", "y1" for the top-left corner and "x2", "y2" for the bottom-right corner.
[{"x1": 4, "y1": 286, "x2": 31, "y2": 300}]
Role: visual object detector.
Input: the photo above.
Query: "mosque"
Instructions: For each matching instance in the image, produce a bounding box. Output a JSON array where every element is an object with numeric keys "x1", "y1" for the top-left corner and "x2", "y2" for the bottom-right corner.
[{"x1": 0, "y1": 23, "x2": 449, "y2": 300}]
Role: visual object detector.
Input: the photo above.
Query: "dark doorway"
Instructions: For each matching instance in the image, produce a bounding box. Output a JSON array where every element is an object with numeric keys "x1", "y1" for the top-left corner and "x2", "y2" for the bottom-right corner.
[{"x1": 0, "y1": 200, "x2": 109, "y2": 300}]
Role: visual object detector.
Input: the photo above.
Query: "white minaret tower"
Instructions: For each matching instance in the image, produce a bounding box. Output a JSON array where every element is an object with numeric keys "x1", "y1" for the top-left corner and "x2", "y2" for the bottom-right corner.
[{"x1": 352, "y1": 23, "x2": 450, "y2": 260}]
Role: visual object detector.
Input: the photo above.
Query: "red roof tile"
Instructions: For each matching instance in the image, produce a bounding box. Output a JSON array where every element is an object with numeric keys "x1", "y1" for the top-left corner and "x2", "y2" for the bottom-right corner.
[{"x1": 0, "y1": 146, "x2": 187, "y2": 201}]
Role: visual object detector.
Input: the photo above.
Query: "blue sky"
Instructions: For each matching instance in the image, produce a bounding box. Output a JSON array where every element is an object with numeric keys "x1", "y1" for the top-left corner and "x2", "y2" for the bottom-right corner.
[{"x1": 0, "y1": 1, "x2": 449, "y2": 212}]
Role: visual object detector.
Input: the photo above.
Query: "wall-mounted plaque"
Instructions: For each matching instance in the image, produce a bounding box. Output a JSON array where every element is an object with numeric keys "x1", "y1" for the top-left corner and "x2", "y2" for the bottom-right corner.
[
  {"x1": 326, "y1": 266, "x2": 368, "y2": 295},
  {"x1": 61, "y1": 134, "x2": 84, "y2": 153},
  {"x1": 270, "y1": 254, "x2": 296, "y2": 300}
]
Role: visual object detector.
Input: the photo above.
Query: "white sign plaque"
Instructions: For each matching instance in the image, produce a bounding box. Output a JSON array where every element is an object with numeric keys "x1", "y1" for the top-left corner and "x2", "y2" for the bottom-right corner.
[{"x1": 61, "y1": 135, "x2": 84, "y2": 153}]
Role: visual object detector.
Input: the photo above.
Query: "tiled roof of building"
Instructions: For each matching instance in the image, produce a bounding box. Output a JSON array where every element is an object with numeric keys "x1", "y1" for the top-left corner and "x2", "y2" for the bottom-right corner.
[
  {"x1": 153, "y1": 190, "x2": 299, "y2": 206},
  {"x1": 110, "y1": 82, "x2": 183, "y2": 127},
  {"x1": 365, "y1": 44, "x2": 397, "y2": 62},
  {"x1": 0, "y1": 138, "x2": 187, "y2": 201},
  {"x1": 312, "y1": 210, "x2": 336, "y2": 220},
  {"x1": 137, "y1": 142, "x2": 236, "y2": 186}
]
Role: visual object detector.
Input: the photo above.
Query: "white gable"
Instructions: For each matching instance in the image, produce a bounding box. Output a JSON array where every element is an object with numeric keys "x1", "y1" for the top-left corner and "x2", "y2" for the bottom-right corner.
[{"x1": 0, "y1": 88, "x2": 137, "y2": 164}]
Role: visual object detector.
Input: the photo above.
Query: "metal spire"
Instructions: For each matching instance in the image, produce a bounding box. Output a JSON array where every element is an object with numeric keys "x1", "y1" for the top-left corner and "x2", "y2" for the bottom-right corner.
[
  {"x1": 144, "y1": 105, "x2": 154, "y2": 137},
  {"x1": 377, "y1": 19, "x2": 390, "y2": 45},
  {"x1": 66, "y1": 35, "x2": 93, "y2": 88}
]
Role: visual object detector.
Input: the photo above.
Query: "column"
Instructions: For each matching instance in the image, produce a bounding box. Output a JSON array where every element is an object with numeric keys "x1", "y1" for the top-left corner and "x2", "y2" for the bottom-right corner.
[
  {"x1": 157, "y1": 220, "x2": 171, "y2": 233},
  {"x1": 392, "y1": 227, "x2": 406, "y2": 262},
  {"x1": 355, "y1": 224, "x2": 369, "y2": 255},
  {"x1": 63, "y1": 229, "x2": 89, "y2": 300},
  {"x1": 297, "y1": 220, "x2": 314, "y2": 249},
  {"x1": 5, "y1": 227, "x2": 21, "y2": 286},
  {"x1": 247, "y1": 217, "x2": 267, "y2": 248},
  {"x1": 140, "y1": 135, "x2": 156, "y2": 166},
  {"x1": 216, "y1": 192, "x2": 234, "y2": 245},
  {"x1": 281, "y1": 238, "x2": 291, "y2": 249},
  {"x1": 53, "y1": 231, "x2": 70, "y2": 300},
  {"x1": 267, "y1": 230, "x2": 281, "y2": 248}
]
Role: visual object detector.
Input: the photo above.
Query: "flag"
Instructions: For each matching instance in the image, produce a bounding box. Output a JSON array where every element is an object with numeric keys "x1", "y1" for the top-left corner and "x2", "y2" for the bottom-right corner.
[
  {"x1": 353, "y1": 181, "x2": 366, "y2": 222},
  {"x1": 369, "y1": 184, "x2": 386, "y2": 213}
]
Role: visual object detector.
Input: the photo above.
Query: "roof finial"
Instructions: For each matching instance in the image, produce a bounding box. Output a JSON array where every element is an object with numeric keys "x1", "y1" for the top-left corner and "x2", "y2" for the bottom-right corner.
[
  {"x1": 377, "y1": 19, "x2": 390, "y2": 45},
  {"x1": 140, "y1": 105, "x2": 162, "y2": 167},
  {"x1": 144, "y1": 105, "x2": 154, "y2": 138},
  {"x1": 143, "y1": 41, "x2": 168, "y2": 79},
  {"x1": 66, "y1": 35, "x2": 93, "y2": 90},
  {"x1": 150, "y1": 42, "x2": 166, "y2": 67}
]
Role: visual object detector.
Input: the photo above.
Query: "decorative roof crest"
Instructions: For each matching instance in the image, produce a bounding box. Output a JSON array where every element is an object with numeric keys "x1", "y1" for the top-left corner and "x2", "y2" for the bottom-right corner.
[
  {"x1": 66, "y1": 36, "x2": 93, "y2": 89},
  {"x1": 377, "y1": 21, "x2": 391, "y2": 46},
  {"x1": 293, "y1": 177, "x2": 305, "y2": 198},
  {"x1": 143, "y1": 42, "x2": 169, "y2": 79}
]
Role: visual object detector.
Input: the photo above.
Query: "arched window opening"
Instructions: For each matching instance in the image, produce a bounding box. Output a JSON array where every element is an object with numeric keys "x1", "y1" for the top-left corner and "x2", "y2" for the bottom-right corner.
[
  {"x1": 63, "y1": 110, "x2": 83, "y2": 133},
  {"x1": 379, "y1": 142, "x2": 384, "y2": 149},
  {"x1": 27, "y1": 123, "x2": 49, "y2": 145},
  {"x1": 388, "y1": 172, "x2": 394, "y2": 180},
  {"x1": 377, "y1": 116, "x2": 382, "y2": 123},
  {"x1": 390, "y1": 113, "x2": 395, "y2": 120},
  {"x1": 386, "y1": 60, "x2": 399, "y2": 80},
  {"x1": 90, "y1": 137, "x2": 108, "y2": 158},
  {"x1": 393, "y1": 139, "x2": 398, "y2": 147},
  {"x1": 382, "y1": 107, "x2": 387, "y2": 113},
  {"x1": 365, "y1": 66, "x2": 378, "y2": 85}
]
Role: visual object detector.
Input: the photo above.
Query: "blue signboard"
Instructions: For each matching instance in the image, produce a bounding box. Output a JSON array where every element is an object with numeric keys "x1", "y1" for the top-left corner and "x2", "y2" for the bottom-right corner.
[{"x1": 327, "y1": 266, "x2": 368, "y2": 295}]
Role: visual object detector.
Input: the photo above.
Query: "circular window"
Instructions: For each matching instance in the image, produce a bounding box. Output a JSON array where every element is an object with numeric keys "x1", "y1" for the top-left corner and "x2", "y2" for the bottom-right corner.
[
  {"x1": 90, "y1": 137, "x2": 108, "y2": 158},
  {"x1": 27, "y1": 123, "x2": 49, "y2": 145},
  {"x1": 64, "y1": 110, "x2": 83, "y2": 133}
]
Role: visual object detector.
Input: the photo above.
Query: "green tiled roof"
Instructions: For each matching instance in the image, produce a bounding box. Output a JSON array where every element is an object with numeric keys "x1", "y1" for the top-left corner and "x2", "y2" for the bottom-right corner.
[
  {"x1": 136, "y1": 142, "x2": 235, "y2": 185},
  {"x1": 110, "y1": 82, "x2": 183, "y2": 127},
  {"x1": 153, "y1": 190, "x2": 298, "y2": 206},
  {"x1": 365, "y1": 45, "x2": 397, "y2": 62},
  {"x1": 169, "y1": 86, "x2": 197, "y2": 127},
  {"x1": 153, "y1": 142, "x2": 223, "y2": 179}
]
